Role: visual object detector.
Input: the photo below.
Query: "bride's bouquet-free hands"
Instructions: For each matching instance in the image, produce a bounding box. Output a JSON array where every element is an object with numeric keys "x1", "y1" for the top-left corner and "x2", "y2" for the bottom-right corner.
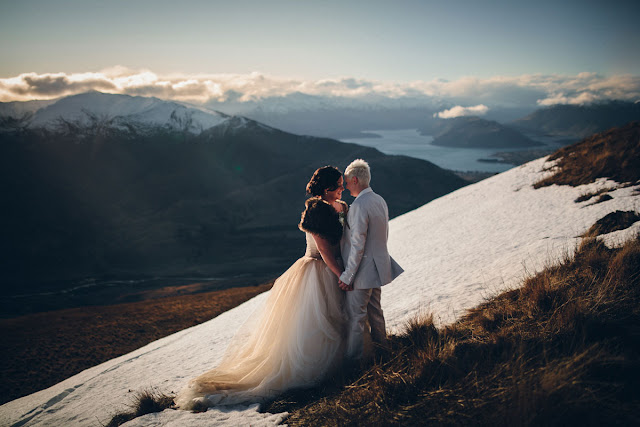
[{"x1": 338, "y1": 280, "x2": 353, "y2": 291}]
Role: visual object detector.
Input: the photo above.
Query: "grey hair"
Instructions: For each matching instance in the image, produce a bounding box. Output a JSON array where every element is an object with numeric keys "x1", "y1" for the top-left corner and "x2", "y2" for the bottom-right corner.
[{"x1": 344, "y1": 159, "x2": 371, "y2": 186}]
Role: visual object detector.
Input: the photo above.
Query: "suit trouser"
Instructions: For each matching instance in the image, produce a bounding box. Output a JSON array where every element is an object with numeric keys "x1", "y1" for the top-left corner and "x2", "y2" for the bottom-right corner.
[{"x1": 345, "y1": 287, "x2": 387, "y2": 360}]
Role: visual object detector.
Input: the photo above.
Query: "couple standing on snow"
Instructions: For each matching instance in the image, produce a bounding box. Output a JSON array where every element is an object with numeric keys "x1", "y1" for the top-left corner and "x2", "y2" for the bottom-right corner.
[{"x1": 176, "y1": 158, "x2": 403, "y2": 409}]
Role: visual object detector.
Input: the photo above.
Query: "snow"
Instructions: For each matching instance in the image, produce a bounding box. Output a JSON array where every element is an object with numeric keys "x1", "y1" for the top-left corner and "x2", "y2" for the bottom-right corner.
[
  {"x1": 2, "y1": 156, "x2": 638, "y2": 426},
  {"x1": 385, "y1": 159, "x2": 639, "y2": 329},
  {"x1": 27, "y1": 92, "x2": 227, "y2": 132}
]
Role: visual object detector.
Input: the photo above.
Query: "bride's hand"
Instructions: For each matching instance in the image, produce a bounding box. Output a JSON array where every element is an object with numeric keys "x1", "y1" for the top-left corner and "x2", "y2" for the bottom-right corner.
[{"x1": 338, "y1": 280, "x2": 352, "y2": 291}]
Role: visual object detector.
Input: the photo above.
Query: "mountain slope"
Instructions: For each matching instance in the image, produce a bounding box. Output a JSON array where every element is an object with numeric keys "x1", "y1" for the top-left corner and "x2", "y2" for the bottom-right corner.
[
  {"x1": 534, "y1": 120, "x2": 640, "y2": 187},
  {"x1": 0, "y1": 96, "x2": 466, "y2": 314},
  {"x1": 2, "y1": 126, "x2": 638, "y2": 426}
]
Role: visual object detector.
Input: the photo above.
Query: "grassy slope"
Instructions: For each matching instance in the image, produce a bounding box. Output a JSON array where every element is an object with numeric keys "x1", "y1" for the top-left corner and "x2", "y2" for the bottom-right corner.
[
  {"x1": 534, "y1": 121, "x2": 640, "y2": 188},
  {"x1": 0, "y1": 282, "x2": 272, "y2": 405},
  {"x1": 263, "y1": 122, "x2": 640, "y2": 425},
  {"x1": 107, "y1": 232, "x2": 640, "y2": 427},
  {"x1": 270, "y1": 235, "x2": 640, "y2": 426}
]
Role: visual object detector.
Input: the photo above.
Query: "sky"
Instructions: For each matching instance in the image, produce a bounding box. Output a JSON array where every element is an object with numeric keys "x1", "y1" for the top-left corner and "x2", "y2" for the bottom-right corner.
[{"x1": 1, "y1": 0, "x2": 639, "y2": 104}]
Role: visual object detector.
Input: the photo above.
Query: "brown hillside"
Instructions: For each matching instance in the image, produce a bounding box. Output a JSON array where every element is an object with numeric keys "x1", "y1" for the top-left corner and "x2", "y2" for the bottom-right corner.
[
  {"x1": 0, "y1": 282, "x2": 272, "y2": 405},
  {"x1": 269, "y1": 234, "x2": 640, "y2": 426},
  {"x1": 535, "y1": 121, "x2": 640, "y2": 188}
]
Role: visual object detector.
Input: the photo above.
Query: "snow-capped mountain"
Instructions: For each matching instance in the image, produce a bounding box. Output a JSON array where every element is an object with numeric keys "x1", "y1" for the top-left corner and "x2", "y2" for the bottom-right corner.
[
  {"x1": 3, "y1": 92, "x2": 228, "y2": 133},
  {"x1": 2, "y1": 146, "x2": 638, "y2": 426}
]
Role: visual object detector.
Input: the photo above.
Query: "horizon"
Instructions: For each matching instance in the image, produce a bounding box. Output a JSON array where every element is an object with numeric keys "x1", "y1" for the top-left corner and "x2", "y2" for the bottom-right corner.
[{"x1": 1, "y1": 1, "x2": 639, "y2": 109}]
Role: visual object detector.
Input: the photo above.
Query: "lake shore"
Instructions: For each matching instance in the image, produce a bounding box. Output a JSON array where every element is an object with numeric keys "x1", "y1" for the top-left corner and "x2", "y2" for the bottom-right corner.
[{"x1": 341, "y1": 129, "x2": 554, "y2": 173}]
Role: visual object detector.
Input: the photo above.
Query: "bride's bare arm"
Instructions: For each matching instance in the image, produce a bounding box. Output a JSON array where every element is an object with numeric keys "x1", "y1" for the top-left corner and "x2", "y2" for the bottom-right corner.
[{"x1": 312, "y1": 234, "x2": 343, "y2": 278}]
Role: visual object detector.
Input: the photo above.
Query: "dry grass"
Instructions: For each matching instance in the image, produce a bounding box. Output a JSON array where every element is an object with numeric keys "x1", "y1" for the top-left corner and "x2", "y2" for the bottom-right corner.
[
  {"x1": 0, "y1": 281, "x2": 272, "y2": 405},
  {"x1": 104, "y1": 388, "x2": 175, "y2": 427},
  {"x1": 574, "y1": 187, "x2": 615, "y2": 203},
  {"x1": 535, "y1": 121, "x2": 640, "y2": 189},
  {"x1": 582, "y1": 210, "x2": 640, "y2": 237},
  {"x1": 266, "y1": 234, "x2": 640, "y2": 426}
]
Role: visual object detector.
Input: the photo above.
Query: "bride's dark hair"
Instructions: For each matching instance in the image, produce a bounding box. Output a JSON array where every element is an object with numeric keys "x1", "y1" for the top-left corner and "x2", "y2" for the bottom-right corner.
[
  {"x1": 299, "y1": 197, "x2": 343, "y2": 245},
  {"x1": 306, "y1": 166, "x2": 343, "y2": 196}
]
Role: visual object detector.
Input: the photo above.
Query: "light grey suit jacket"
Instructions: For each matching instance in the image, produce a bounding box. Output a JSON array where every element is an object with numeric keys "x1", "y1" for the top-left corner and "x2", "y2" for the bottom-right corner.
[{"x1": 340, "y1": 188, "x2": 404, "y2": 289}]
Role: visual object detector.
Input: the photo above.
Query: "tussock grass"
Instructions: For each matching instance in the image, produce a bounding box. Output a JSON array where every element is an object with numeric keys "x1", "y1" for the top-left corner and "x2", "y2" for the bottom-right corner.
[
  {"x1": 535, "y1": 121, "x2": 640, "y2": 188},
  {"x1": 582, "y1": 210, "x2": 640, "y2": 237},
  {"x1": 105, "y1": 389, "x2": 175, "y2": 427},
  {"x1": 574, "y1": 187, "x2": 614, "y2": 203},
  {"x1": 268, "y1": 235, "x2": 640, "y2": 426}
]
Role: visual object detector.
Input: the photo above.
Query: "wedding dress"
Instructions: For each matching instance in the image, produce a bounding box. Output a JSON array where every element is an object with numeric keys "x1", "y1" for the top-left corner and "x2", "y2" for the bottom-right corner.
[{"x1": 175, "y1": 232, "x2": 346, "y2": 409}]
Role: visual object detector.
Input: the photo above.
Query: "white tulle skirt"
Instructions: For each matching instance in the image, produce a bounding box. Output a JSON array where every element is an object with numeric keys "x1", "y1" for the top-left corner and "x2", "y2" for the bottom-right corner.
[{"x1": 175, "y1": 256, "x2": 346, "y2": 409}]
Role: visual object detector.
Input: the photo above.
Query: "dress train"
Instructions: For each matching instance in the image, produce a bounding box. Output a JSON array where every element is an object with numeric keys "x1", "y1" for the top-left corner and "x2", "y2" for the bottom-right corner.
[{"x1": 175, "y1": 234, "x2": 346, "y2": 409}]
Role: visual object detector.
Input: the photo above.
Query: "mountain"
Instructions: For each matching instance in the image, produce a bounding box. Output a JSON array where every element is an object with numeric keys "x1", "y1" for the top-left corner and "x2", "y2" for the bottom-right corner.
[
  {"x1": 0, "y1": 92, "x2": 466, "y2": 314},
  {"x1": 2, "y1": 124, "x2": 638, "y2": 426},
  {"x1": 424, "y1": 116, "x2": 540, "y2": 148},
  {"x1": 204, "y1": 92, "x2": 541, "y2": 139},
  {"x1": 512, "y1": 100, "x2": 640, "y2": 139},
  {"x1": 1, "y1": 91, "x2": 227, "y2": 134},
  {"x1": 204, "y1": 92, "x2": 446, "y2": 139}
]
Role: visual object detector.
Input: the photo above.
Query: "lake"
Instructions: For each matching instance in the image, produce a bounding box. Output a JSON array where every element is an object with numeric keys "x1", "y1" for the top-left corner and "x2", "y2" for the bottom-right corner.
[{"x1": 342, "y1": 129, "x2": 558, "y2": 173}]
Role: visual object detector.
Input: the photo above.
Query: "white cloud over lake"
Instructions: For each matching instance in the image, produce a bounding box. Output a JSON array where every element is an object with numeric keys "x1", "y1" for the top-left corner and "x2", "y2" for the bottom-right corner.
[
  {"x1": 1, "y1": 69, "x2": 639, "y2": 109},
  {"x1": 435, "y1": 104, "x2": 489, "y2": 119}
]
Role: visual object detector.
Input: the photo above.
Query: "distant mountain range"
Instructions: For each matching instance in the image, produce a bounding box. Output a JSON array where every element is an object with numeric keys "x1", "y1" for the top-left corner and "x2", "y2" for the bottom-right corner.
[
  {"x1": 4, "y1": 93, "x2": 639, "y2": 147},
  {"x1": 203, "y1": 93, "x2": 640, "y2": 144},
  {"x1": 0, "y1": 92, "x2": 466, "y2": 307},
  {"x1": 416, "y1": 101, "x2": 640, "y2": 149},
  {"x1": 204, "y1": 94, "x2": 540, "y2": 140},
  {"x1": 205, "y1": 92, "x2": 439, "y2": 137},
  {"x1": 218, "y1": 93, "x2": 640, "y2": 149},
  {"x1": 512, "y1": 101, "x2": 640, "y2": 139}
]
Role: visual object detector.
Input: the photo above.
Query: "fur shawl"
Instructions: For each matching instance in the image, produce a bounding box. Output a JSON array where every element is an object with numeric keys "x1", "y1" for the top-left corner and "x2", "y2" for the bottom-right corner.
[{"x1": 298, "y1": 197, "x2": 347, "y2": 245}]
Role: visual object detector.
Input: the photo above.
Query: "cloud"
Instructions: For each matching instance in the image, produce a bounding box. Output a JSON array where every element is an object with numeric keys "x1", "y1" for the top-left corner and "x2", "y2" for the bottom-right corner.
[
  {"x1": 535, "y1": 74, "x2": 640, "y2": 106},
  {"x1": 435, "y1": 104, "x2": 489, "y2": 119},
  {"x1": 1, "y1": 72, "x2": 117, "y2": 98},
  {"x1": 1, "y1": 69, "x2": 639, "y2": 109}
]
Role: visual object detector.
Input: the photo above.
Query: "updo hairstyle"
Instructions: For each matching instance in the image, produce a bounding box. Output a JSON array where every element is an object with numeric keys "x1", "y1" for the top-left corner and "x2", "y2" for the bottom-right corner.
[{"x1": 306, "y1": 166, "x2": 343, "y2": 196}]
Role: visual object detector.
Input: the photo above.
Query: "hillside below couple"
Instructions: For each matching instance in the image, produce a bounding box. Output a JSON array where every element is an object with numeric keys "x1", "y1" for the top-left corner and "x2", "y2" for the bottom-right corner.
[{"x1": 175, "y1": 159, "x2": 404, "y2": 409}]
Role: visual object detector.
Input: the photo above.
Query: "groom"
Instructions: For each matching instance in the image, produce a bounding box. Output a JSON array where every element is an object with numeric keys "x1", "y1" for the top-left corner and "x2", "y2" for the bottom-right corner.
[{"x1": 339, "y1": 159, "x2": 404, "y2": 361}]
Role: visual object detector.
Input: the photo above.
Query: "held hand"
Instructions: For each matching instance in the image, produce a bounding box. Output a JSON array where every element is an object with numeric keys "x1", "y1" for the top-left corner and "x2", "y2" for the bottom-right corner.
[{"x1": 338, "y1": 280, "x2": 353, "y2": 291}]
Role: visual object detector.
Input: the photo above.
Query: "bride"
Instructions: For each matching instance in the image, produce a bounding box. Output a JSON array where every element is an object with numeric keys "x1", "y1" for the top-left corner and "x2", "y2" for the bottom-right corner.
[{"x1": 175, "y1": 166, "x2": 349, "y2": 409}]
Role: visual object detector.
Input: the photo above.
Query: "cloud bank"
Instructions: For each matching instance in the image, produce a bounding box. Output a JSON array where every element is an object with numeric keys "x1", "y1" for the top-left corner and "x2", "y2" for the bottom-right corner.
[
  {"x1": 435, "y1": 104, "x2": 489, "y2": 119},
  {"x1": 1, "y1": 68, "x2": 639, "y2": 109}
]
